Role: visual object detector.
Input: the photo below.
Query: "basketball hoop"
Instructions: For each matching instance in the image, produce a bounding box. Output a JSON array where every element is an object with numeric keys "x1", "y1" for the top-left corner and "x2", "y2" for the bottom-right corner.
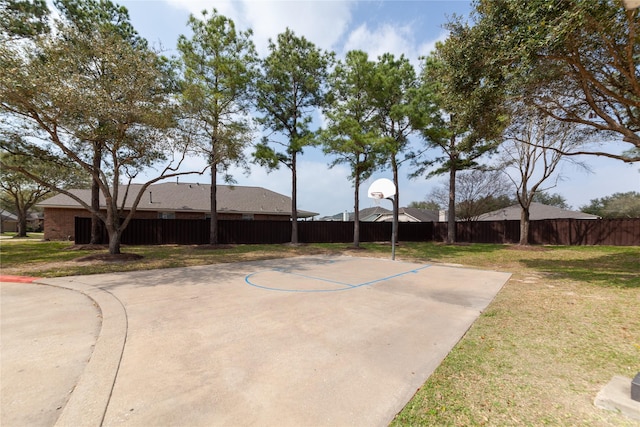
[{"x1": 370, "y1": 191, "x2": 384, "y2": 206}]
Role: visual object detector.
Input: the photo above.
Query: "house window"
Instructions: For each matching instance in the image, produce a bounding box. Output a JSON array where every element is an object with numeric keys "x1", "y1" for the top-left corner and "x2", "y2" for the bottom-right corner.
[
  {"x1": 242, "y1": 213, "x2": 254, "y2": 220},
  {"x1": 158, "y1": 212, "x2": 175, "y2": 219}
]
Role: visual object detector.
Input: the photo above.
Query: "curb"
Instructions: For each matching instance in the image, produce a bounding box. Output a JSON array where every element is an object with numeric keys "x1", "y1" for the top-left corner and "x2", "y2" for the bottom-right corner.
[
  {"x1": 0, "y1": 275, "x2": 41, "y2": 283},
  {"x1": 35, "y1": 278, "x2": 128, "y2": 427}
]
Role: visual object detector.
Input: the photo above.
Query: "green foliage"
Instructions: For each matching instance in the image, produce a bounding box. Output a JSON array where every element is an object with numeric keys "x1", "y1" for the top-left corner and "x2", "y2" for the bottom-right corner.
[
  {"x1": 468, "y1": 0, "x2": 640, "y2": 161},
  {"x1": 408, "y1": 200, "x2": 441, "y2": 211},
  {"x1": 0, "y1": 18, "x2": 192, "y2": 253},
  {"x1": 369, "y1": 53, "x2": 423, "y2": 173},
  {"x1": 581, "y1": 191, "x2": 640, "y2": 218},
  {"x1": 254, "y1": 28, "x2": 332, "y2": 241},
  {"x1": 178, "y1": 9, "x2": 257, "y2": 172},
  {"x1": 532, "y1": 192, "x2": 569, "y2": 209},
  {"x1": 0, "y1": 144, "x2": 88, "y2": 236},
  {"x1": 365, "y1": 53, "x2": 423, "y2": 243},
  {"x1": 0, "y1": 0, "x2": 49, "y2": 39},
  {"x1": 321, "y1": 50, "x2": 388, "y2": 245},
  {"x1": 414, "y1": 48, "x2": 506, "y2": 179},
  {"x1": 255, "y1": 28, "x2": 333, "y2": 166},
  {"x1": 412, "y1": 31, "x2": 507, "y2": 241},
  {"x1": 177, "y1": 9, "x2": 258, "y2": 244},
  {"x1": 53, "y1": 0, "x2": 145, "y2": 48},
  {"x1": 322, "y1": 50, "x2": 382, "y2": 182}
]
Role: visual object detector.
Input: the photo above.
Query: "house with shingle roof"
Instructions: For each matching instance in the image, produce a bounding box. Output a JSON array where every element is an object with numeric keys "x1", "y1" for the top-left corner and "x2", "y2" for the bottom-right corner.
[
  {"x1": 477, "y1": 202, "x2": 600, "y2": 221},
  {"x1": 37, "y1": 182, "x2": 318, "y2": 240},
  {"x1": 372, "y1": 207, "x2": 439, "y2": 222},
  {"x1": 322, "y1": 206, "x2": 438, "y2": 222},
  {"x1": 0, "y1": 210, "x2": 18, "y2": 233}
]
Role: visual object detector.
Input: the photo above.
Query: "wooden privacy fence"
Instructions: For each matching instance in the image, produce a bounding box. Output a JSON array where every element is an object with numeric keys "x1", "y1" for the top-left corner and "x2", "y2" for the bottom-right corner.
[{"x1": 74, "y1": 217, "x2": 640, "y2": 246}]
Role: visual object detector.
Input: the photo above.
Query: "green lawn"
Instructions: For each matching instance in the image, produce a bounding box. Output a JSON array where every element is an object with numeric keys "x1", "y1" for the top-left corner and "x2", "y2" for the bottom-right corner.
[{"x1": 1, "y1": 240, "x2": 638, "y2": 425}]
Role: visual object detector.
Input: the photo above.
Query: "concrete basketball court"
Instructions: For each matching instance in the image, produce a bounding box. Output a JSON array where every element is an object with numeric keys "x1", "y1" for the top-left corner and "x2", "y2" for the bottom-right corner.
[{"x1": 2, "y1": 255, "x2": 511, "y2": 426}]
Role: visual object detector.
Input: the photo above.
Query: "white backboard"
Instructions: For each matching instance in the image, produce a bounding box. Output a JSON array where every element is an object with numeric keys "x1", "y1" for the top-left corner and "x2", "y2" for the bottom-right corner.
[{"x1": 367, "y1": 178, "x2": 396, "y2": 200}]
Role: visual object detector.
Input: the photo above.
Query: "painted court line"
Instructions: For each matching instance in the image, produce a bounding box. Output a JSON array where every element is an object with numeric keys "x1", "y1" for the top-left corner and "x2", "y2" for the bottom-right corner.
[{"x1": 245, "y1": 263, "x2": 432, "y2": 293}]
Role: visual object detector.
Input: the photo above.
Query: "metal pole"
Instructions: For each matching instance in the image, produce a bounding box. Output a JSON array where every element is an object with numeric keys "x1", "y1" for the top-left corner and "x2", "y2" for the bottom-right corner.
[{"x1": 389, "y1": 195, "x2": 396, "y2": 261}]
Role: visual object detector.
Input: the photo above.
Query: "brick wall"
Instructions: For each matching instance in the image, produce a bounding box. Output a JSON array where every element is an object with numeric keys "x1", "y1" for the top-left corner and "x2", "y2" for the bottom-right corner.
[{"x1": 44, "y1": 208, "x2": 91, "y2": 241}]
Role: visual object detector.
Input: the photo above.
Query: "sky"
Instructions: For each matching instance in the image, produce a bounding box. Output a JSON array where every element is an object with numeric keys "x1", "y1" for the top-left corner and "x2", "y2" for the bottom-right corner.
[{"x1": 114, "y1": 0, "x2": 639, "y2": 217}]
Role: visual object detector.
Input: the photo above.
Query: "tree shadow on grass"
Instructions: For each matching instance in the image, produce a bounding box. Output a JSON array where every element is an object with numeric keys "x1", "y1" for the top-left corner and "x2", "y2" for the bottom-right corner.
[
  {"x1": 396, "y1": 242, "x2": 509, "y2": 259},
  {"x1": 521, "y1": 251, "x2": 640, "y2": 289}
]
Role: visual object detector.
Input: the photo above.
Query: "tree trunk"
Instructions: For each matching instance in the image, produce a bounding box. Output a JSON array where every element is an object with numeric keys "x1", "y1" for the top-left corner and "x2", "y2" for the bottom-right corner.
[
  {"x1": 14, "y1": 198, "x2": 27, "y2": 237},
  {"x1": 107, "y1": 228, "x2": 122, "y2": 255},
  {"x1": 447, "y1": 163, "x2": 457, "y2": 244},
  {"x1": 105, "y1": 205, "x2": 121, "y2": 254},
  {"x1": 353, "y1": 173, "x2": 360, "y2": 248},
  {"x1": 16, "y1": 214, "x2": 27, "y2": 237},
  {"x1": 210, "y1": 161, "x2": 218, "y2": 245},
  {"x1": 291, "y1": 152, "x2": 298, "y2": 244},
  {"x1": 90, "y1": 146, "x2": 102, "y2": 244},
  {"x1": 519, "y1": 206, "x2": 530, "y2": 245}
]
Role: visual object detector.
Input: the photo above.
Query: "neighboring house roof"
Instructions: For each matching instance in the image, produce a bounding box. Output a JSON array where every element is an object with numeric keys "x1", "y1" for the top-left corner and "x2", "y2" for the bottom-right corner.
[
  {"x1": 320, "y1": 206, "x2": 392, "y2": 221},
  {"x1": 37, "y1": 183, "x2": 319, "y2": 218},
  {"x1": 373, "y1": 207, "x2": 439, "y2": 222},
  {"x1": 360, "y1": 206, "x2": 394, "y2": 222},
  {"x1": 402, "y1": 207, "x2": 440, "y2": 222},
  {"x1": 0, "y1": 210, "x2": 18, "y2": 221},
  {"x1": 323, "y1": 207, "x2": 437, "y2": 222},
  {"x1": 477, "y1": 203, "x2": 600, "y2": 221}
]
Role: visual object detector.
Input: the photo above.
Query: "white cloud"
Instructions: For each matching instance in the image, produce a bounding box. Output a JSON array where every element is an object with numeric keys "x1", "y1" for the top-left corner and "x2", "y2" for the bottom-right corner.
[
  {"x1": 342, "y1": 23, "x2": 449, "y2": 70},
  {"x1": 164, "y1": 0, "x2": 353, "y2": 55},
  {"x1": 298, "y1": 159, "x2": 353, "y2": 216},
  {"x1": 343, "y1": 22, "x2": 414, "y2": 61}
]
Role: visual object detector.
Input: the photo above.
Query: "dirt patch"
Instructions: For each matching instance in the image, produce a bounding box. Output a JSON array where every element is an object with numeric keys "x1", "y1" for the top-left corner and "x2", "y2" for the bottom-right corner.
[
  {"x1": 74, "y1": 253, "x2": 143, "y2": 262},
  {"x1": 65, "y1": 244, "x2": 110, "y2": 251}
]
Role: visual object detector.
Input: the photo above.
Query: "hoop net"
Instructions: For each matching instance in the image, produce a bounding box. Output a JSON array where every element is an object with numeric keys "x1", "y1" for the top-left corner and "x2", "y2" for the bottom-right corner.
[{"x1": 370, "y1": 191, "x2": 383, "y2": 206}]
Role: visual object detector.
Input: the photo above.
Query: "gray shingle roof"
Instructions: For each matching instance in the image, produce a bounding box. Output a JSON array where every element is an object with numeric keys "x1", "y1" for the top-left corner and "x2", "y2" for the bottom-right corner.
[
  {"x1": 0, "y1": 210, "x2": 18, "y2": 221},
  {"x1": 401, "y1": 207, "x2": 439, "y2": 222},
  {"x1": 37, "y1": 183, "x2": 318, "y2": 218},
  {"x1": 477, "y1": 203, "x2": 600, "y2": 221},
  {"x1": 323, "y1": 206, "x2": 437, "y2": 222}
]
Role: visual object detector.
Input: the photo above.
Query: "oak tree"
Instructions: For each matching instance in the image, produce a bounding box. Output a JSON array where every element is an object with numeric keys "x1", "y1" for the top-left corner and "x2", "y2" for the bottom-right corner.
[
  {"x1": 0, "y1": 145, "x2": 88, "y2": 236},
  {"x1": 468, "y1": 0, "x2": 640, "y2": 162},
  {"x1": 0, "y1": 24, "x2": 199, "y2": 254},
  {"x1": 500, "y1": 104, "x2": 591, "y2": 244}
]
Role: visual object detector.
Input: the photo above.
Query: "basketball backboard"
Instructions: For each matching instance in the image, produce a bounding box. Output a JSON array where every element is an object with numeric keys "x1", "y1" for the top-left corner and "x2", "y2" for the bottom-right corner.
[{"x1": 367, "y1": 178, "x2": 396, "y2": 200}]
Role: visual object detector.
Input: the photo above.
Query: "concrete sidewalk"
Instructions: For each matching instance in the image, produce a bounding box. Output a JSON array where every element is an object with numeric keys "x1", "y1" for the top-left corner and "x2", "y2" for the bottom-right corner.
[
  {"x1": 1, "y1": 281, "x2": 101, "y2": 426},
  {"x1": 2, "y1": 256, "x2": 511, "y2": 426}
]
